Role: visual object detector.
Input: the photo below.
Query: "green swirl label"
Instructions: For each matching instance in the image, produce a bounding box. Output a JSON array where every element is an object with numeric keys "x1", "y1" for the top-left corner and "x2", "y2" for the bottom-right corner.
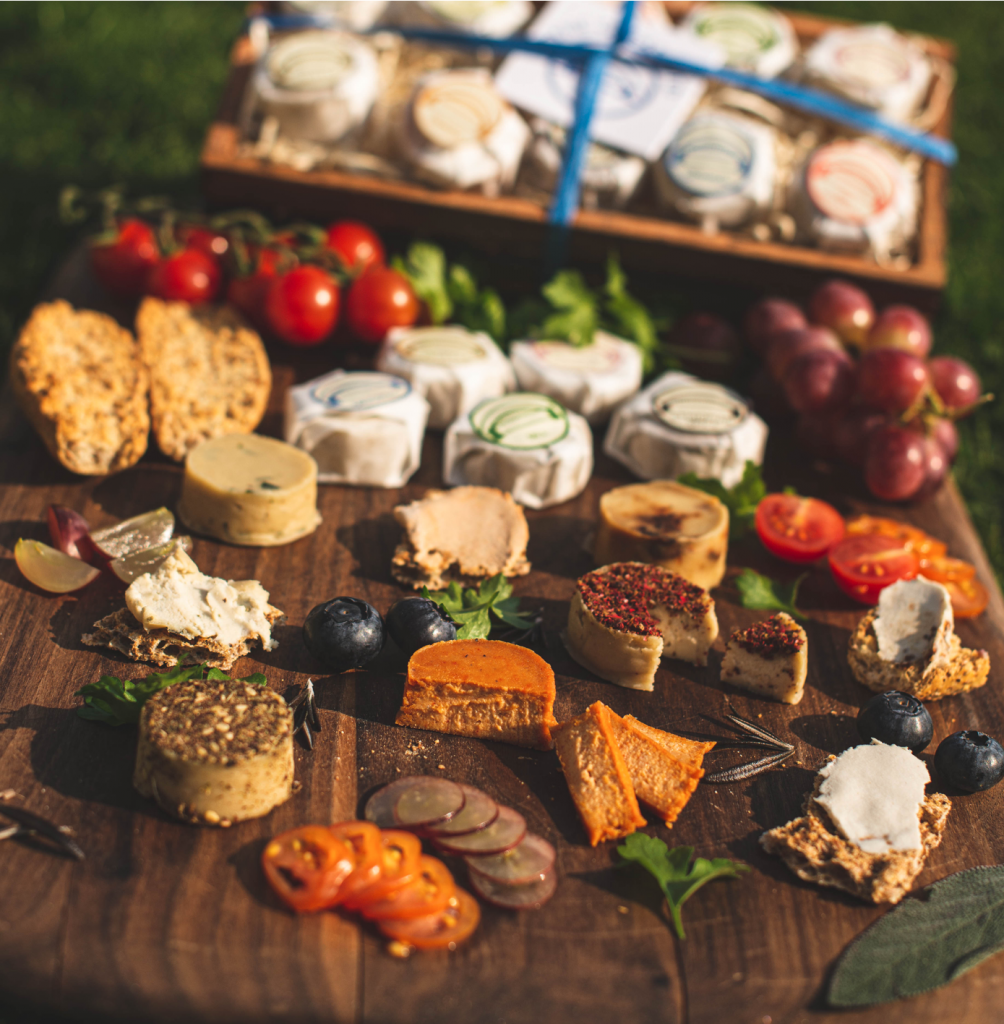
[
  {"x1": 693, "y1": 3, "x2": 781, "y2": 64},
  {"x1": 396, "y1": 328, "x2": 487, "y2": 366},
  {"x1": 470, "y1": 394, "x2": 569, "y2": 450}
]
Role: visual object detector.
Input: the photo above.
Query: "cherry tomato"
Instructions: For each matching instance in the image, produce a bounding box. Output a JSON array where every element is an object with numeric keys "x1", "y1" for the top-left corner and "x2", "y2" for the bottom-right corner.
[
  {"x1": 755, "y1": 494, "x2": 845, "y2": 563},
  {"x1": 147, "y1": 248, "x2": 222, "y2": 303},
  {"x1": 828, "y1": 534, "x2": 920, "y2": 605},
  {"x1": 844, "y1": 515, "x2": 947, "y2": 560},
  {"x1": 377, "y1": 888, "x2": 480, "y2": 950},
  {"x1": 917, "y1": 555, "x2": 977, "y2": 585},
  {"x1": 345, "y1": 266, "x2": 419, "y2": 343},
  {"x1": 227, "y1": 248, "x2": 285, "y2": 330},
  {"x1": 328, "y1": 821, "x2": 383, "y2": 905},
  {"x1": 943, "y1": 577, "x2": 989, "y2": 618},
  {"x1": 261, "y1": 826, "x2": 355, "y2": 913},
  {"x1": 325, "y1": 220, "x2": 385, "y2": 276},
  {"x1": 341, "y1": 830, "x2": 422, "y2": 911},
  {"x1": 359, "y1": 856, "x2": 456, "y2": 921},
  {"x1": 177, "y1": 224, "x2": 229, "y2": 259},
  {"x1": 90, "y1": 218, "x2": 160, "y2": 296},
  {"x1": 266, "y1": 266, "x2": 340, "y2": 346}
]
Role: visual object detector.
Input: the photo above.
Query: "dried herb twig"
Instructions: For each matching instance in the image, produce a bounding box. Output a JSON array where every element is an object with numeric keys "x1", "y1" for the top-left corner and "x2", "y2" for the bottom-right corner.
[
  {"x1": 289, "y1": 678, "x2": 321, "y2": 750},
  {"x1": 701, "y1": 709, "x2": 795, "y2": 784},
  {"x1": 0, "y1": 803, "x2": 85, "y2": 860}
]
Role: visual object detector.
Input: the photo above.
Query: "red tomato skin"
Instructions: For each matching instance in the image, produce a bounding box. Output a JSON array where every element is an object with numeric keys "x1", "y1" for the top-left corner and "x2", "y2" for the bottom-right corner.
[
  {"x1": 755, "y1": 494, "x2": 846, "y2": 563},
  {"x1": 346, "y1": 267, "x2": 419, "y2": 343},
  {"x1": 90, "y1": 218, "x2": 160, "y2": 295},
  {"x1": 226, "y1": 249, "x2": 285, "y2": 330},
  {"x1": 325, "y1": 221, "x2": 385, "y2": 276},
  {"x1": 266, "y1": 266, "x2": 340, "y2": 346},
  {"x1": 828, "y1": 534, "x2": 919, "y2": 605},
  {"x1": 177, "y1": 224, "x2": 229, "y2": 259},
  {"x1": 147, "y1": 249, "x2": 222, "y2": 303}
]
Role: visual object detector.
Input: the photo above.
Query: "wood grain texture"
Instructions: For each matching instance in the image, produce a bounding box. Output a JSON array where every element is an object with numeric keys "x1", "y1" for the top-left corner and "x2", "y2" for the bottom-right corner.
[{"x1": 1, "y1": 258, "x2": 1003, "y2": 1024}]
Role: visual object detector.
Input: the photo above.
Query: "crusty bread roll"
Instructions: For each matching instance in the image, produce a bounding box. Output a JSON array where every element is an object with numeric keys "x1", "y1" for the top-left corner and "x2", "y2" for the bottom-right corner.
[
  {"x1": 10, "y1": 300, "x2": 149, "y2": 475},
  {"x1": 135, "y1": 297, "x2": 272, "y2": 462}
]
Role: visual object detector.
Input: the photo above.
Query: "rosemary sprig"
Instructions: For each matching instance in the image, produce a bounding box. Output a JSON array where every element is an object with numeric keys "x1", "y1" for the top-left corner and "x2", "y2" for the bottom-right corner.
[
  {"x1": 289, "y1": 678, "x2": 321, "y2": 750},
  {"x1": 704, "y1": 748, "x2": 795, "y2": 784},
  {"x1": 0, "y1": 802, "x2": 85, "y2": 860},
  {"x1": 700, "y1": 709, "x2": 795, "y2": 784}
]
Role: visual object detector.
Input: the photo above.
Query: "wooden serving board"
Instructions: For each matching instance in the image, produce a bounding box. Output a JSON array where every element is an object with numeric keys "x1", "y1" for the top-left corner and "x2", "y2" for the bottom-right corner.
[{"x1": 2, "y1": 258, "x2": 1004, "y2": 1024}]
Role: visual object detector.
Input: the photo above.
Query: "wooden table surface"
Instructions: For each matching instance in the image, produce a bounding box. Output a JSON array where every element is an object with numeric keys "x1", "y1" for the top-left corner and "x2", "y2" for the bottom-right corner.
[{"x1": 2, "y1": 256, "x2": 1003, "y2": 1024}]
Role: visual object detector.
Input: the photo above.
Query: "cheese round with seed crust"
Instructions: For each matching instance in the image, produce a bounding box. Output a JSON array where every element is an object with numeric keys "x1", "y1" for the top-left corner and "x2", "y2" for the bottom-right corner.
[
  {"x1": 134, "y1": 677, "x2": 294, "y2": 826},
  {"x1": 177, "y1": 433, "x2": 321, "y2": 547}
]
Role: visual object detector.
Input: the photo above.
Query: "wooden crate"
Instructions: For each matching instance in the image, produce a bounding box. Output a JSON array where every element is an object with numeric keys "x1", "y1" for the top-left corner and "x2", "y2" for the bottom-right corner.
[{"x1": 200, "y1": 6, "x2": 956, "y2": 309}]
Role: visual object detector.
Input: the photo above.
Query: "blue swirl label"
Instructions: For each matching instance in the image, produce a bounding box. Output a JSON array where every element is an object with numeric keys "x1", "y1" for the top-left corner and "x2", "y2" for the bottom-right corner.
[{"x1": 310, "y1": 372, "x2": 411, "y2": 411}]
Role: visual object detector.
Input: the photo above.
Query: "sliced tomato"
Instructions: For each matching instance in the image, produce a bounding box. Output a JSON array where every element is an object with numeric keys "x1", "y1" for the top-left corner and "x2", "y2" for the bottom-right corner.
[
  {"x1": 329, "y1": 821, "x2": 383, "y2": 905},
  {"x1": 377, "y1": 888, "x2": 481, "y2": 950},
  {"x1": 341, "y1": 829, "x2": 422, "y2": 911},
  {"x1": 943, "y1": 576, "x2": 989, "y2": 619},
  {"x1": 262, "y1": 826, "x2": 355, "y2": 913},
  {"x1": 828, "y1": 534, "x2": 920, "y2": 605},
  {"x1": 755, "y1": 494, "x2": 845, "y2": 563},
  {"x1": 844, "y1": 515, "x2": 947, "y2": 560},
  {"x1": 360, "y1": 855, "x2": 456, "y2": 921},
  {"x1": 917, "y1": 555, "x2": 977, "y2": 586}
]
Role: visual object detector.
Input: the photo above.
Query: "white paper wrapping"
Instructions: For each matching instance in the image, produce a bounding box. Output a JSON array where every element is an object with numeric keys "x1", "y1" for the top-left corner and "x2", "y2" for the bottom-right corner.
[
  {"x1": 604, "y1": 372, "x2": 767, "y2": 488},
  {"x1": 509, "y1": 332, "x2": 643, "y2": 424},
  {"x1": 399, "y1": 0, "x2": 534, "y2": 37},
  {"x1": 284, "y1": 370, "x2": 429, "y2": 487},
  {"x1": 682, "y1": 2, "x2": 797, "y2": 80},
  {"x1": 252, "y1": 31, "x2": 380, "y2": 143},
  {"x1": 377, "y1": 325, "x2": 516, "y2": 430},
  {"x1": 444, "y1": 393, "x2": 593, "y2": 509},
  {"x1": 282, "y1": 1, "x2": 389, "y2": 31}
]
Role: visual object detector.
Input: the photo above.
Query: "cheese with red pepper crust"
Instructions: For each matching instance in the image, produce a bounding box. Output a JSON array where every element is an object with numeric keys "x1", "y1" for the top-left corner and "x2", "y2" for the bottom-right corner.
[{"x1": 720, "y1": 612, "x2": 808, "y2": 704}]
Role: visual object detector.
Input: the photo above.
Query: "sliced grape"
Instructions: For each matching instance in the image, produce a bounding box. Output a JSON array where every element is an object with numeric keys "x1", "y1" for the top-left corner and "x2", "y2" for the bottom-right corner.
[
  {"x1": 15, "y1": 539, "x2": 101, "y2": 593},
  {"x1": 393, "y1": 778, "x2": 465, "y2": 828},
  {"x1": 364, "y1": 777, "x2": 462, "y2": 829},
  {"x1": 47, "y1": 505, "x2": 91, "y2": 560},
  {"x1": 465, "y1": 833, "x2": 555, "y2": 884},
  {"x1": 90, "y1": 507, "x2": 175, "y2": 559},
  {"x1": 433, "y1": 806, "x2": 526, "y2": 856},
  {"x1": 423, "y1": 785, "x2": 499, "y2": 837},
  {"x1": 469, "y1": 865, "x2": 557, "y2": 910},
  {"x1": 110, "y1": 536, "x2": 192, "y2": 583}
]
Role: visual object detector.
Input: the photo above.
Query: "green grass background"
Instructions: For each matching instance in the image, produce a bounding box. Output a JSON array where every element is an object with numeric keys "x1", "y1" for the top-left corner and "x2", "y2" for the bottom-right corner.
[{"x1": 0, "y1": 2, "x2": 1001, "y2": 581}]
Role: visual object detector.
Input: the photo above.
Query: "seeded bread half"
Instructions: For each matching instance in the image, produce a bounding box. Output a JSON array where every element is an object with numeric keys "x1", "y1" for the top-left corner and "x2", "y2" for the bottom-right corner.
[
  {"x1": 10, "y1": 300, "x2": 149, "y2": 475},
  {"x1": 760, "y1": 769, "x2": 951, "y2": 904},
  {"x1": 135, "y1": 298, "x2": 271, "y2": 462}
]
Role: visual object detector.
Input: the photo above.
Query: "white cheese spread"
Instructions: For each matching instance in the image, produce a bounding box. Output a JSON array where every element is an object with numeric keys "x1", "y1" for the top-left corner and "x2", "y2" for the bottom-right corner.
[
  {"x1": 873, "y1": 576, "x2": 954, "y2": 665},
  {"x1": 816, "y1": 740, "x2": 929, "y2": 854}
]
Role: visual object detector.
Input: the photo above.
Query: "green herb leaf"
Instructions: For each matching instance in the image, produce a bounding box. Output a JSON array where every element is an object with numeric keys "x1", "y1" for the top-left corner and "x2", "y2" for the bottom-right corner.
[
  {"x1": 735, "y1": 569, "x2": 807, "y2": 621},
  {"x1": 828, "y1": 866, "x2": 1004, "y2": 1007},
  {"x1": 392, "y1": 242, "x2": 452, "y2": 324},
  {"x1": 538, "y1": 269, "x2": 599, "y2": 347},
  {"x1": 602, "y1": 254, "x2": 660, "y2": 374},
  {"x1": 447, "y1": 263, "x2": 507, "y2": 345},
  {"x1": 423, "y1": 573, "x2": 534, "y2": 640},
  {"x1": 617, "y1": 834, "x2": 748, "y2": 939},
  {"x1": 76, "y1": 664, "x2": 266, "y2": 726},
  {"x1": 677, "y1": 460, "x2": 766, "y2": 540}
]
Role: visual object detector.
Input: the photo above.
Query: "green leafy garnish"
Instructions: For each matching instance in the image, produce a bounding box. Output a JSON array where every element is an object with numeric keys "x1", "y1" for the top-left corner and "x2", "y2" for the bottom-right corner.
[
  {"x1": 447, "y1": 263, "x2": 507, "y2": 343},
  {"x1": 828, "y1": 866, "x2": 1004, "y2": 1007},
  {"x1": 617, "y1": 834, "x2": 749, "y2": 939},
  {"x1": 677, "y1": 460, "x2": 766, "y2": 540},
  {"x1": 735, "y1": 568, "x2": 807, "y2": 622},
  {"x1": 602, "y1": 254, "x2": 662, "y2": 374},
  {"x1": 75, "y1": 663, "x2": 267, "y2": 727},
  {"x1": 422, "y1": 573, "x2": 535, "y2": 640},
  {"x1": 392, "y1": 241, "x2": 452, "y2": 324},
  {"x1": 537, "y1": 269, "x2": 599, "y2": 347}
]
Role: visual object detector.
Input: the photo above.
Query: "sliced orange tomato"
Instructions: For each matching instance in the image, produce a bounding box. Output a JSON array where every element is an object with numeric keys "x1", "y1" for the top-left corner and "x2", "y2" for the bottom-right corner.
[
  {"x1": 329, "y1": 821, "x2": 383, "y2": 905},
  {"x1": 828, "y1": 534, "x2": 920, "y2": 605},
  {"x1": 377, "y1": 888, "x2": 481, "y2": 950},
  {"x1": 917, "y1": 555, "x2": 977, "y2": 586},
  {"x1": 755, "y1": 494, "x2": 845, "y2": 563},
  {"x1": 844, "y1": 515, "x2": 947, "y2": 560},
  {"x1": 341, "y1": 829, "x2": 422, "y2": 911},
  {"x1": 359, "y1": 855, "x2": 456, "y2": 921},
  {"x1": 262, "y1": 826, "x2": 355, "y2": 913},
  {"x1": 943, "y1": 576, "x2": 990, "y2": 618}
]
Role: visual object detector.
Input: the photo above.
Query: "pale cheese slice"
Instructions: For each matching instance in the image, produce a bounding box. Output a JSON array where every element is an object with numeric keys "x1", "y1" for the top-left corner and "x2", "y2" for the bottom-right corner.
[{"x1": 873, "y1": 576, "x2": 954, "y2": 665}]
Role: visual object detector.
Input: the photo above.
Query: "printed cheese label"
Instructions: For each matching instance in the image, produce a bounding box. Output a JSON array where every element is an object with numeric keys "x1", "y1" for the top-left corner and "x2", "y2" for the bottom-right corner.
[
  {"x1": 832, "y1": 39, "x2": 912, "y2": 89},
  {"x1": 652, "y1": 381, "x2": 748, "y2": 435},
  {"x1": 807, "y1": 141, "x2": 898, "y2": 225},
  {"x1": 396, "y1": 328, "x2": 488, "y2": 366},
  {"x1": 310, "y1": 372, "x2": 411, "y2": 411},
  {"x1": 266, "y1": 32, "x2": 357, "y2": 91},
  {"x1": 413, "y1": 75, "x2": 504, "y2": 148},
  {"x1": 531, "y1": 336, "x2": 623, "y2": 373},
  {"x1": 666, "y1": 116, "x2": 755, "y2": 197},
  {"x1": 691, "y1": 4, "x2": 782, "y2": 66},
  {"x1": 470, "y1": 393, "x2": 569, "y2": 450}
]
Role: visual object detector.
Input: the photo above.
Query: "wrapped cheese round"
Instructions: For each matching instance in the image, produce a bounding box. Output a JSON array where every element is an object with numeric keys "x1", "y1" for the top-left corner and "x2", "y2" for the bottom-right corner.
[
  {"x1": 401, "y1": 69, "x2": 530, "y2": 194},
  {"x1": 252, "y1": 30, "x2": 379, "y2": 143},
  {"x1": 177, "y1": 433, "x2": 322, "y2": 546},
  {"x1": 377, "y1": 325, "x2": 516, "y2": 429},
  {"x1": 604, "y1": 372, "x2": 767, "y2": 488},
  {"x1": 444, "y1": 393, "x2": 593, "y2": 509},
  {"x1": 282, "y1": 1, "x2": 388, "y2": 31},
  {"x1": 654, "y1": 112, "x2": 777, "y2": 228},
  {"x1": 803, "y1": 24, "x2": 932, "y2": 123},
  {"x1": 683, "y1": 2, "x2": 797, "y2": 79},
  {"x1": 793, "y1": 139, "x2": 917, "y2": 258},
  {"x1": 509, "y1": 332, "x2": 642, "y2": 424},
  {"x1": 285, "y1": 369, "x2": 429, "y2": 487},
  {"x1": 406, "y1": 0, "x2": 534, "y2": 37}
]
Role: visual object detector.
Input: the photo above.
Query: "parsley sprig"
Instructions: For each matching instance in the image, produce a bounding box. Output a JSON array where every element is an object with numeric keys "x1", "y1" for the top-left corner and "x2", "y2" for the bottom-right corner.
[
  {"x1": 76, "y1": 663, "x2": 267, "y2": 727},
  {"x1": 421, "y1": 573, "x2": 535, "y2": 640},
  {"x1": 735, "y1": 568, "x2": 808, "y2": 622},
  {"x1": 618, "y1": 834, "x2": 749, "y2": 939},
  {"x1": 677, "y1": 460, "x2": 767, "y2": 540}
]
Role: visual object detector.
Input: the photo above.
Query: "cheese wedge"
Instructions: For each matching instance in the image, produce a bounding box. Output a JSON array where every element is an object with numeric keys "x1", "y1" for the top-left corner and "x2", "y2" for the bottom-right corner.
[
  {"x1": 592, "y1": 481, "x2": 729, "y2": 590},
  {"x1": 720, "y1": 612, "x2": 808, "y2": 704}
]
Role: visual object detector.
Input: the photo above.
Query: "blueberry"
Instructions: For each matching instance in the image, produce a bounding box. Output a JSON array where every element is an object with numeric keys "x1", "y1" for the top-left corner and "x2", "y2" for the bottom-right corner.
[
  {"x1": 386, "y1": 597, "x2": 456, "y2": 657},
  {"x1": 934, "y1": 731, "x2": 1004, "y2": 792},
  {"x1": 303, "y1": 597, "x2": 385, "y2": 672},
  {"x1": 856, "y1": 691, "x2": 933, "y2": 752}
]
